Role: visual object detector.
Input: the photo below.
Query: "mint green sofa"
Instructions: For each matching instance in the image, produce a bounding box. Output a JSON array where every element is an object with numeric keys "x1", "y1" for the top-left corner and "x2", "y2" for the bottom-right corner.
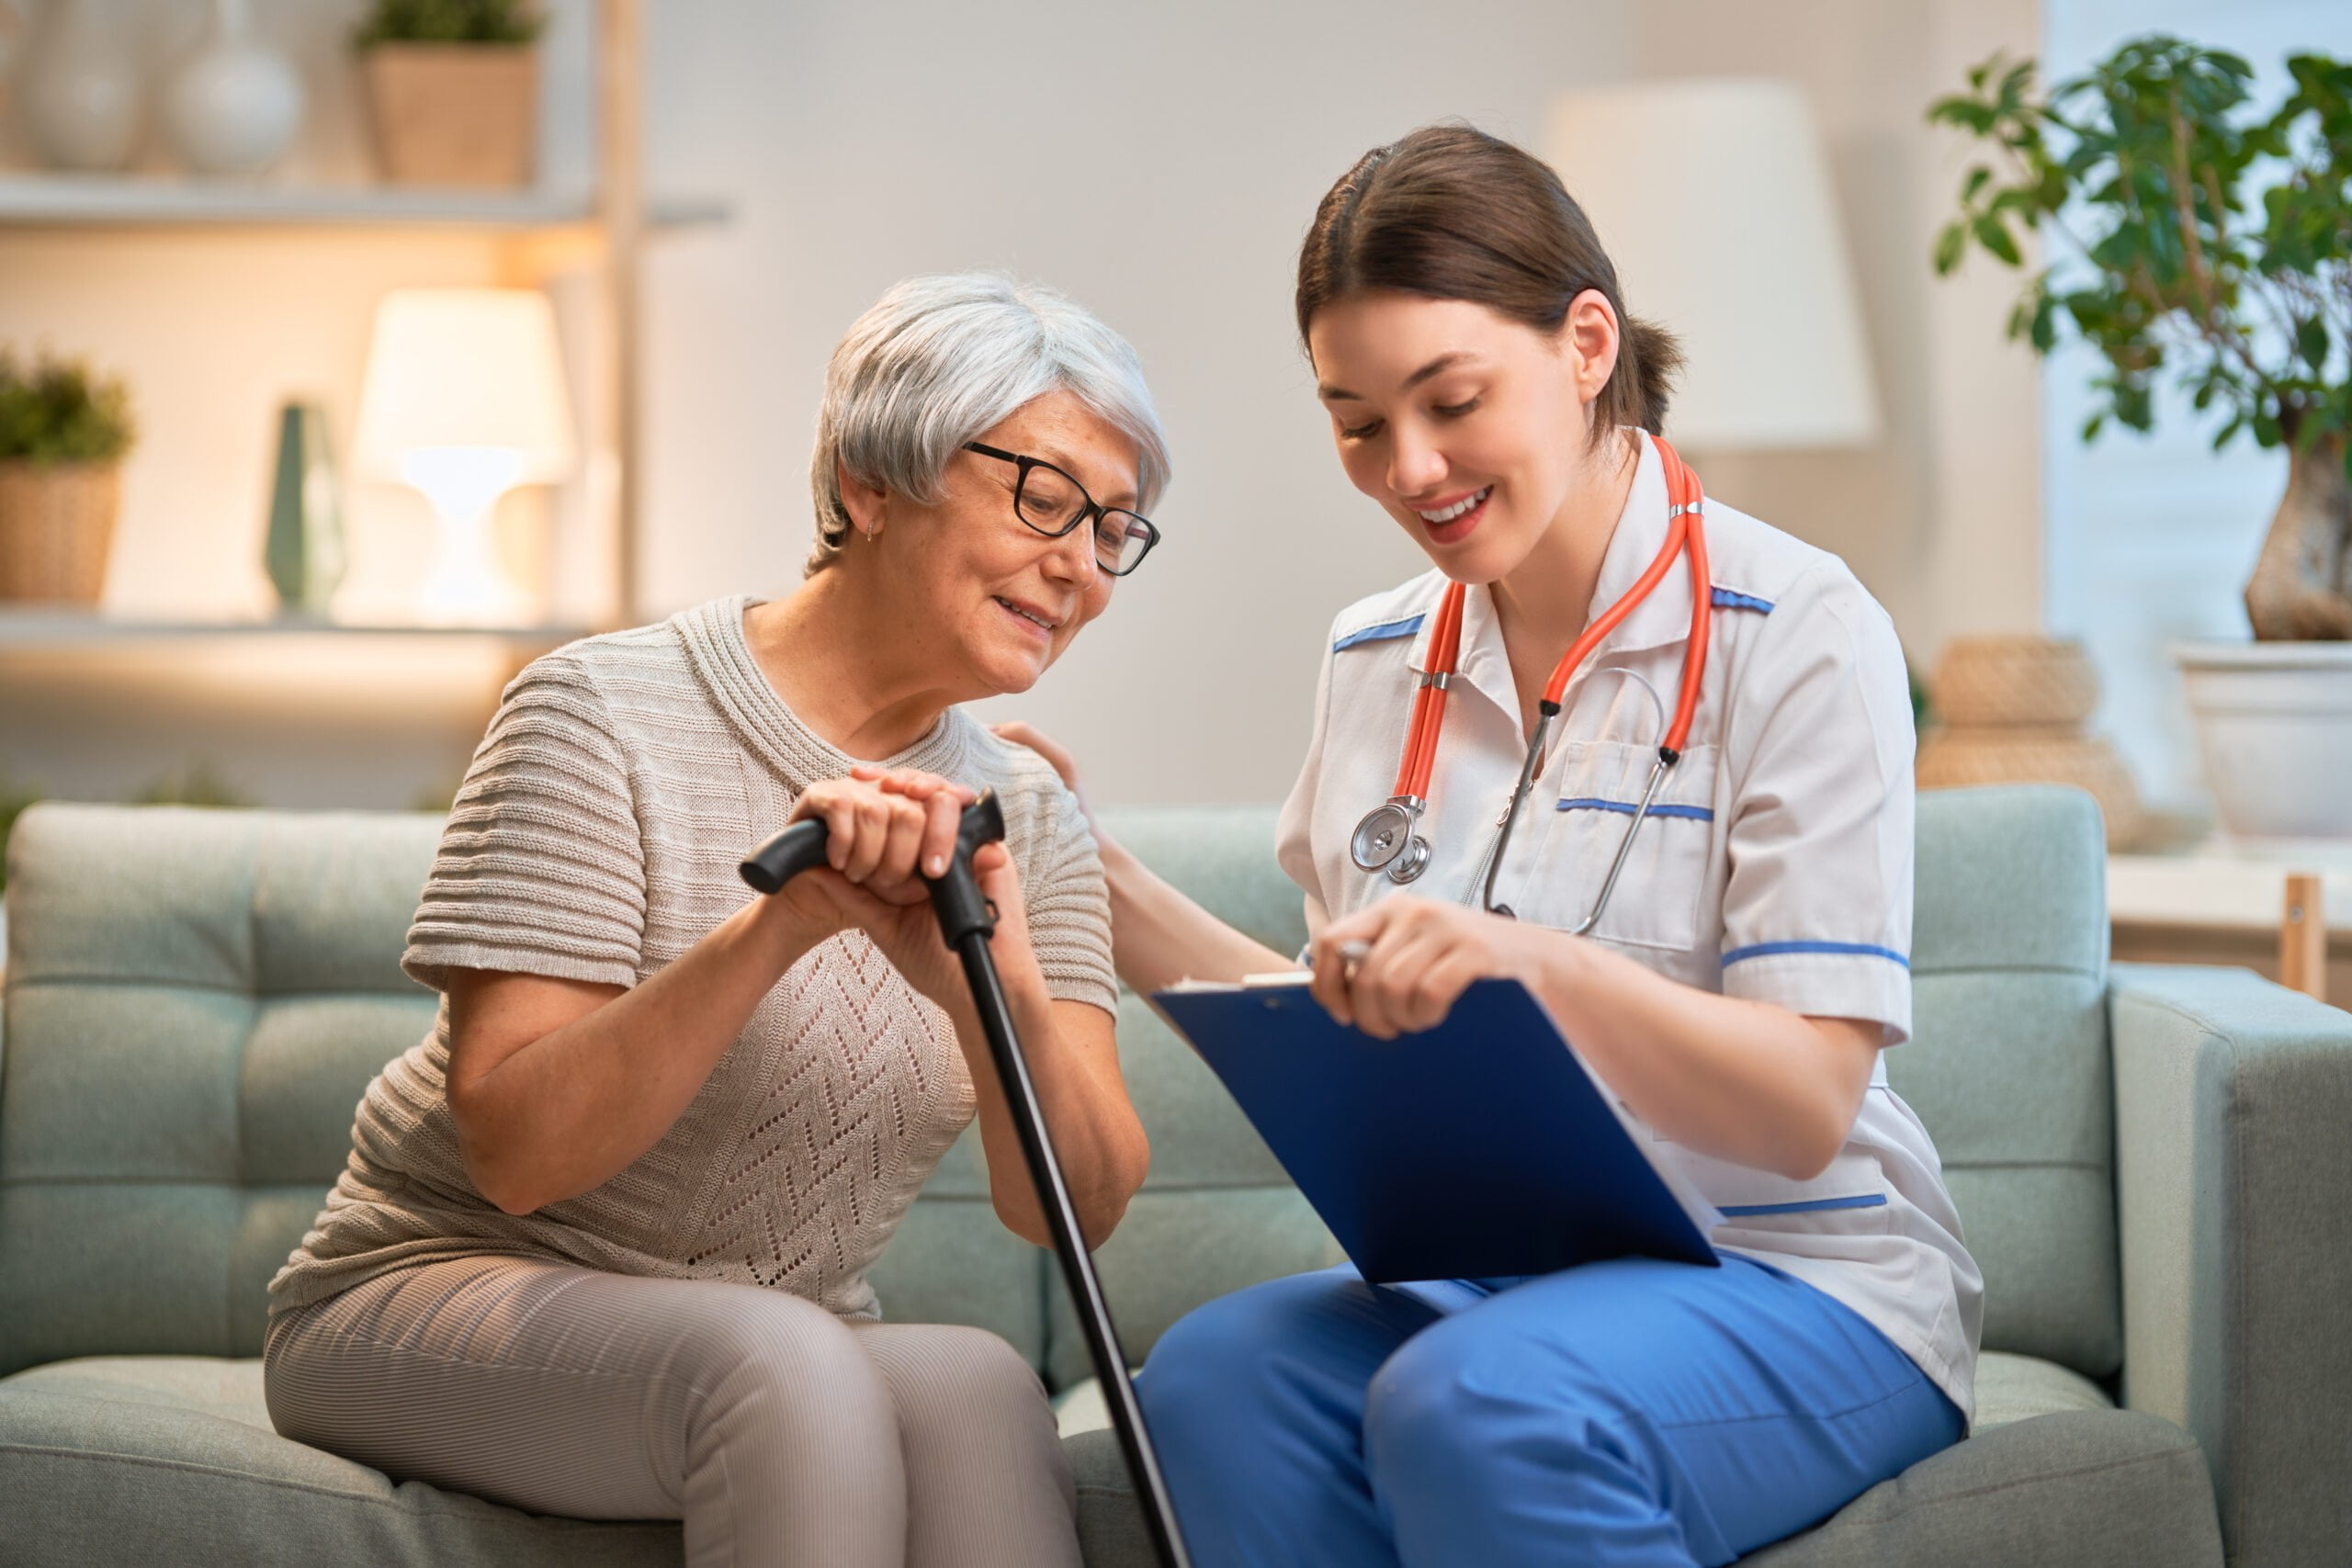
[{"x1": 2, "y1": 788, "x2": 2346, "y2": 1566}]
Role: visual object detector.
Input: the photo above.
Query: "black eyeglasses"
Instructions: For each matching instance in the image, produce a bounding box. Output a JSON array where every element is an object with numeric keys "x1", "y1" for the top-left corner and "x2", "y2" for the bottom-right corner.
[{"x1": 963, "y1": 443, "x2": 1160, "y2": 576}]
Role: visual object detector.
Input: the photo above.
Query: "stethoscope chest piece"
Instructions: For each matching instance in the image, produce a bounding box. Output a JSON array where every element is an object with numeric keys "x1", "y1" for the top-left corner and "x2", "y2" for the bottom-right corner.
[{"x1": 1351, "y1": 797, "x2": 1419, "y2": 874}]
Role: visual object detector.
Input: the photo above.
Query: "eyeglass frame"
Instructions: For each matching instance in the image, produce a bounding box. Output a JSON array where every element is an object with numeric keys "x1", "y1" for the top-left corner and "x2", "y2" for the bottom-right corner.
[{"x1": 961, "y1": 442, "x2": 1161, "y2": 576}]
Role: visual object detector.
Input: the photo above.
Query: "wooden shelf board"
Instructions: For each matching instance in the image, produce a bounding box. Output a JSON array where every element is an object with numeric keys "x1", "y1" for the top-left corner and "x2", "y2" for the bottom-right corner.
[
  {"x1": 0, "y1": 175, "x2": 727, "y2": 231},
  {"x1": 0, "y1": 608, "x2": 593, "y2": 645}
]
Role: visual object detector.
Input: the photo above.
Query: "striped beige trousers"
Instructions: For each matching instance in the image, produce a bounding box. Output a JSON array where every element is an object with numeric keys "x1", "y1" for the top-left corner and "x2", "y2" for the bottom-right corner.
[{"x1": 264, "y1": 1255, "x2": 1080, "y2": 1568}]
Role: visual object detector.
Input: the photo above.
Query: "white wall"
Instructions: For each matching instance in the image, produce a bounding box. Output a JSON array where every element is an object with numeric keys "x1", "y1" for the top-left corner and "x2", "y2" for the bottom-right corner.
[
  {"x1": 1625, "y1": 0, "x2": 2045, "y2": 663},
  {"x1": 636, "y1": 0, "x2": 2050, "y2": 808},
  {"x1": 636, "y1": 0, "x2": 1637, "y2": 808}
]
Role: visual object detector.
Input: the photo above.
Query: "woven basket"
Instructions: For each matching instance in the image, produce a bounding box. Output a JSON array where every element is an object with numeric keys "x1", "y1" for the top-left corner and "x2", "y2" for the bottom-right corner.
[
  {"x1": 0, "y1": 461, "x2": 121, "y2": 604},
  {"x1": 1930, "y1": 636, "x2": 2100, "y2": 728},
  {"x1": 1917, "y1": 724, "x2": 2145, "y2": 848}
]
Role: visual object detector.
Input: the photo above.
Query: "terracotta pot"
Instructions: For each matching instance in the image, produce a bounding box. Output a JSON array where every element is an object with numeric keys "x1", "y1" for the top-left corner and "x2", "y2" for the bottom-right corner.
[
  {"x1": 361, "y1": 43, "x2": 537, "y2": 188},
  {"x1": 0, "y1": 460, "x2": 121, "y2": 604}
]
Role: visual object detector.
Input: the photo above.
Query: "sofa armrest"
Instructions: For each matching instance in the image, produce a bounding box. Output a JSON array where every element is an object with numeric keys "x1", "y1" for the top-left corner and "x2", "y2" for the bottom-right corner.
[{"x1": 2109, "y1": 962, "x2": 2352, "y2": 1568}]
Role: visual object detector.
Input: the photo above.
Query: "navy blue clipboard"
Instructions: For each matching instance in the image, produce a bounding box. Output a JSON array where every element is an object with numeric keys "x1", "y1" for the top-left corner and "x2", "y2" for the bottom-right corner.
[{"x1": 1152, "y1": 976, "x2": 1720, "y2": 1284}]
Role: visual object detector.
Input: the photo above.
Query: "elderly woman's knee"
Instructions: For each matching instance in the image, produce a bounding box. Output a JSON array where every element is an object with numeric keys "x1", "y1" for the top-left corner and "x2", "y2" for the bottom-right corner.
[
  {"x1": 669, "y1": 1287, "x2": 891, "y2": 1424},
  {"x1": 863, "y1": 1323, "x2": 1046, "y2": 1417}
]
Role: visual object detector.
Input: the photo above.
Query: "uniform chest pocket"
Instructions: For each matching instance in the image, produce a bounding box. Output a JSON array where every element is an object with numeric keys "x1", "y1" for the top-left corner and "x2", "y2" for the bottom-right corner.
[{"x1": 1520, "y1": 740, "x2": 1719, "y2": 953}]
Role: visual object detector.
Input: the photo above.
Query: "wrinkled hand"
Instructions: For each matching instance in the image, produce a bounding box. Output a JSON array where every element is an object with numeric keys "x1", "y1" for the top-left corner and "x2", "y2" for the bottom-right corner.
[
  {"x1": 1308, "y1": 897, "x2": 1552, "y2": 1039},
  {"x1": 752, "y1": 771, "x2": 994, "y2": 1012},
  {"x1": 835, "y1": 765, "x2": 1043, "y2": 1013}
]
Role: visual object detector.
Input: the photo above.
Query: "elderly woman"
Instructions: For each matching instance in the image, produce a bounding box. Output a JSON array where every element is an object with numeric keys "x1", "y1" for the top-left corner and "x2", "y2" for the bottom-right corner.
[{"x1": 262, "y1": 274, "x2": 1166, "y2": 1568}]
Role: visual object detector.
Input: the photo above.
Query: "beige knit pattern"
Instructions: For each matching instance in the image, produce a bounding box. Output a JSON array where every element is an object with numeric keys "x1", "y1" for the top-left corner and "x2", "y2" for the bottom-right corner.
[{"x1": 268, "y1": 595, "x2": 1116, "y2": 1322}]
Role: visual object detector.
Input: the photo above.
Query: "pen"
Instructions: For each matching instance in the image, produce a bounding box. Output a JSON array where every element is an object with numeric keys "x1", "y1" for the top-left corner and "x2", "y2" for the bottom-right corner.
[{"x1": 1295, "y1": 940, "x2": 1374, "y2": 980}]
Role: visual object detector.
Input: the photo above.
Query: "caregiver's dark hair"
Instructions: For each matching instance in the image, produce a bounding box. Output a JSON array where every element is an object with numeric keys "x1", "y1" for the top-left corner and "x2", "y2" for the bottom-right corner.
[{"x1": 1295, "y1": 124, "x2": 1684, "y2": 448}]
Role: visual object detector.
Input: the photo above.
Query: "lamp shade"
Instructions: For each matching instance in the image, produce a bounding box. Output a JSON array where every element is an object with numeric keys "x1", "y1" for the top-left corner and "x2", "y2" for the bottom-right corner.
[
  {"x1": 351, "y1": 288, "x2": 577, "y2": 482},
  {"x1": 1544, "y1": 79, "x2": 1879, "y2": 451}
]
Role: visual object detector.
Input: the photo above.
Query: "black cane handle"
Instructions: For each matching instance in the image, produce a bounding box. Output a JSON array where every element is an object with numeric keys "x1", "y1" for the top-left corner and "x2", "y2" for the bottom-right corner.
[{"x1": 740, "y1": 790, "x2": 1007, "y2": 904}]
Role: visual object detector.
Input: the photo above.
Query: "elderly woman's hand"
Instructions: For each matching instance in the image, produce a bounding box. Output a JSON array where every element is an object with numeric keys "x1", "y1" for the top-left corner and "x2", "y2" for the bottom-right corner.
[{"x1": 777, "y1": 767, "x2": 1044, "y2": 1018}]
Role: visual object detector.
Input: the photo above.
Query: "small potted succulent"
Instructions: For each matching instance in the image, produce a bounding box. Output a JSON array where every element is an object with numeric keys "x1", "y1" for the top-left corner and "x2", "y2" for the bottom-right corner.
[
  {"x1": 355, "y1": 0, "x2": 546, "y2": 189},
  {"x1": 0, "y1": 349, "x2": 136, "y2": 605},
  {"x1": 1931, "y1": 38, "x2": 2352, "y2": 844}
]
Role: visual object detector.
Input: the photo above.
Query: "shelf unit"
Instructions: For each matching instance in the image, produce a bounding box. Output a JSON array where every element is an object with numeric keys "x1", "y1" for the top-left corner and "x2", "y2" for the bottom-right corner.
[{"x1": 0, "y1": 0, "x2": 704, "y2": 641}]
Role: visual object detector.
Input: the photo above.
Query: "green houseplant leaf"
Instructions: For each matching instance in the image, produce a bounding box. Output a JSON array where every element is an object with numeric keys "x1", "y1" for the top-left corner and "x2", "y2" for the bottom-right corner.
[
  {"x1": 0, "y1": 351, "x2": 136, "y2": 466},
  {"x1": 354, "y1": 0, "x2": 545, "y2": 48},
  {"x1": 1929, "y1": 36, "x2": 2352, "y2": 640}
]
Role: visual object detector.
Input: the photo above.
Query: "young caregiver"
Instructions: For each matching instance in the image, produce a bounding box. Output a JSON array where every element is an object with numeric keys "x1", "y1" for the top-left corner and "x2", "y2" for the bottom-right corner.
[{"x1": 990, "y1": 125, "x2": 1984, "y2": 1566}]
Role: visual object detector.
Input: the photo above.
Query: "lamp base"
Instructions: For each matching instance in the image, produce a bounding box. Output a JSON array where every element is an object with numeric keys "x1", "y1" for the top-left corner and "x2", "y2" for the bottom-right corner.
[{"x1": 417, "y1": 493, "x2": 528, "y2": 627}]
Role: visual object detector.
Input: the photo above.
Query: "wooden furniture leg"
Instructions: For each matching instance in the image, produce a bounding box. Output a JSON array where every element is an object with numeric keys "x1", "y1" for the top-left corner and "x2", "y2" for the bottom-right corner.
[{"x1": 2281, "y1": 872, "x2": 2327, "y2": 1004}]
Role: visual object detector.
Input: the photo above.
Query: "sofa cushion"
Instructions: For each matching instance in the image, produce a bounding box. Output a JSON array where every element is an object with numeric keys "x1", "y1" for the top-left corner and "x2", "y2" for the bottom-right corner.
[
  {"x1": 1897, "y1": 787, "x2": 2119, "y2": 1378},
  {"x1": 1067, "y1": 1373, "x2": 2221, "y2": 1568},
  {"x1": 0, "y1": 1357, "x2": 681, "y2": 1568}
]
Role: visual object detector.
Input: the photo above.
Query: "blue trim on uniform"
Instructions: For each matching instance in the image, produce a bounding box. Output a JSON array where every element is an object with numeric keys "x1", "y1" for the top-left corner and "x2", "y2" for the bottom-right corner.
[
  {"x1": 1720, "y1": 941, "x2": 1911, "y2": 969},
  {"x1": 1711, "y1": 588, "x2": 1775, "y2": 614},
  {"x1": 1331, "y1": 615, "x2": 1424, "y2": 652},
  {"x1": 1555, "y1": 797, "x2": 1715, "y2": 822},
  {"x1": 1718, "y1": 1194, "x2": 1889, "y2": 1217}
]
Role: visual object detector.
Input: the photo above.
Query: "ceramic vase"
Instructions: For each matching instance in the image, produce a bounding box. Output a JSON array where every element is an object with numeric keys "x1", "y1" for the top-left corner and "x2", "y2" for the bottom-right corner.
[
  {"x1": 161, "y1": 0, "x2": 302, "y2": 177},
  {"x1": 18, "y1": 0, "x2": 142, "y2": 173},
  {"x1": 263, "y1": 401, "x2": 345, "y2": 615}
]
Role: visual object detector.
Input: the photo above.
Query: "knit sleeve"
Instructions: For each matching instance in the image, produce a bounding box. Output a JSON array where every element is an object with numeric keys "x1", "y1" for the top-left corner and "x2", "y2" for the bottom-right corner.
[
  {"x1": 402, "y1": 653, "x2": 648, "y2": 993},
  {"x1": 1023, "y1": 782, "x2": 1119, "y2": 1015}
]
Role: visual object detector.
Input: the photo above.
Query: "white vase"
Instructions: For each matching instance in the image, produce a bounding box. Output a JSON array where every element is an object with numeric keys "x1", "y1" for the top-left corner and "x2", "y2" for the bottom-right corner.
[
  {"x1": 2173, "y1": 640, "x2": 2352, "y2": 851},
  {"x1": 17, "y1": 0, "x2": 143, "y2": 172},
  {"x1": 161, "y1": 0, "x2": 301, "y2": 176}
]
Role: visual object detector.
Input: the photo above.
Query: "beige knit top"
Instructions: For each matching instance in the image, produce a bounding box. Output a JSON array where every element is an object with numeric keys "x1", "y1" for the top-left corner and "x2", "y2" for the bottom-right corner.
[{"x1": 267, "y1": 594, "x2": 1116, "y2": 1321}]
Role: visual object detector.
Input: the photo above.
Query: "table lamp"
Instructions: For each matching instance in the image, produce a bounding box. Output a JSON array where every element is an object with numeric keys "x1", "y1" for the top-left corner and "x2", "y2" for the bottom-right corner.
[
  {"x1": 1543, "y1": 79, "x2": 1879, "y2": 450},
  {"x1": 352, "y1": 288, "x2": 577, "y2": 626}
]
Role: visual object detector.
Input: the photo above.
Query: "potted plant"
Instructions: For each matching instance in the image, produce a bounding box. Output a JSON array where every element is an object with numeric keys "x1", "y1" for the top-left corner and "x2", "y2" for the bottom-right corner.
[
  {"x1": 0, "y1": 349, "x2": 136, "y2": 605},
  {"x1": 1930, "y1": 38, "x2": 2352, "y2": 845},
  {"x1": 355, "y1": 0, "x2": 545, "y2": 189}
]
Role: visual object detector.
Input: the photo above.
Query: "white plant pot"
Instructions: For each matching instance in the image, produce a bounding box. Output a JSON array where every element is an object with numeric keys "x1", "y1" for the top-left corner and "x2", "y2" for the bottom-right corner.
[{"x1": 2173, "y1": 640, "x2": 2352, "y2": 851}]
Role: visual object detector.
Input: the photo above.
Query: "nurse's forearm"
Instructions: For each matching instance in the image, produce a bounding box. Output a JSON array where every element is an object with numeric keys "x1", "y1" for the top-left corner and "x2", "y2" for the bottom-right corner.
[
  {"x1": 1096, "y1": 836, "x2": 1293, "y2": 992},
  {"x1": 1530, "y1": 937, "x2": 1876, "y2": 1181}
]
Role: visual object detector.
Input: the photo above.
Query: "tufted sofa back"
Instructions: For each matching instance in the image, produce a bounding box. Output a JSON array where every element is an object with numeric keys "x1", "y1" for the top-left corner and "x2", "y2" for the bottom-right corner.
[
  {"x1": 0, "y1": 806, "x2": 441, "y2": 1375},
  {"x1": 0, "y1": 787, "x2": 2118, "y2": 1386}
]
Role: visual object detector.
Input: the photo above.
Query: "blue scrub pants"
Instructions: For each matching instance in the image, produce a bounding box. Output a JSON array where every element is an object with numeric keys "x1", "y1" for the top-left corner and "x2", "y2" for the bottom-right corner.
[{"x1": 1136, "y1": 1255, "x2": 1962, "y2": 1568}]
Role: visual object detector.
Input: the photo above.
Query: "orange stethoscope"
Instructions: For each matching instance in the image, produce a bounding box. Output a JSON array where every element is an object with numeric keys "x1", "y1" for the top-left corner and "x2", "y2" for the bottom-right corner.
[{"x1": 1348, "y1": 432, "x2": 1712, "y2": 926}]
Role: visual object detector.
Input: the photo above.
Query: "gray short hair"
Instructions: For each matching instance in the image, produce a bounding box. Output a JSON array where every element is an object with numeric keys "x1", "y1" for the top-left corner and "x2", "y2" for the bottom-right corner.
[{"x1": 807, "y1": 273, "x2": 1171, "y2": 575}]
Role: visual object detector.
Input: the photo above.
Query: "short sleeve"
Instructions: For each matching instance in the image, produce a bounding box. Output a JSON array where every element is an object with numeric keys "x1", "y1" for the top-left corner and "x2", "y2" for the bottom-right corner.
[
  {"x1": 1274, "y1": 628, "x2": 1340, "y2": 942},
  {"x1": 402, "y1": 655, "x2": 648, "y2": 993},
  {"x1": 1023, "y1": 783, "x2": 1119, "y2": 1015},
  {"x1": 1716, "y1": 565, "x2": 1917, "y2": 1043}
]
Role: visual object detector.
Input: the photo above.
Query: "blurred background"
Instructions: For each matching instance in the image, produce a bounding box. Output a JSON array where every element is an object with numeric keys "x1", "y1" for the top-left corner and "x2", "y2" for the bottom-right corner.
[{"x1": 0, "y1": 0, "x2": 2345, "y2": 893}]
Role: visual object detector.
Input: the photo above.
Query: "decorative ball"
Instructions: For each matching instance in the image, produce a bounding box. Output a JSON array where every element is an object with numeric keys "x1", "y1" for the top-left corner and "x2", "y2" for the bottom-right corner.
[{"x1": 163, "y1": 35, "x2": 304, "y2": 176}]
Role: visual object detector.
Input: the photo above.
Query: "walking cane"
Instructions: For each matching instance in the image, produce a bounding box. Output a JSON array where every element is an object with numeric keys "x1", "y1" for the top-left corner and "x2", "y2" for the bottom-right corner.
[{"x1": 742, "y1": 790, "x2": 1193, "y2": 1568}]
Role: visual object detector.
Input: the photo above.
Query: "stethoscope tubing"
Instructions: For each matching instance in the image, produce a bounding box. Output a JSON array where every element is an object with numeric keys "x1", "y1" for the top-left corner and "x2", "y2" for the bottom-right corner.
[{"x1": 1351, "y1": 433, "x2": 1712, "y2": 923}]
